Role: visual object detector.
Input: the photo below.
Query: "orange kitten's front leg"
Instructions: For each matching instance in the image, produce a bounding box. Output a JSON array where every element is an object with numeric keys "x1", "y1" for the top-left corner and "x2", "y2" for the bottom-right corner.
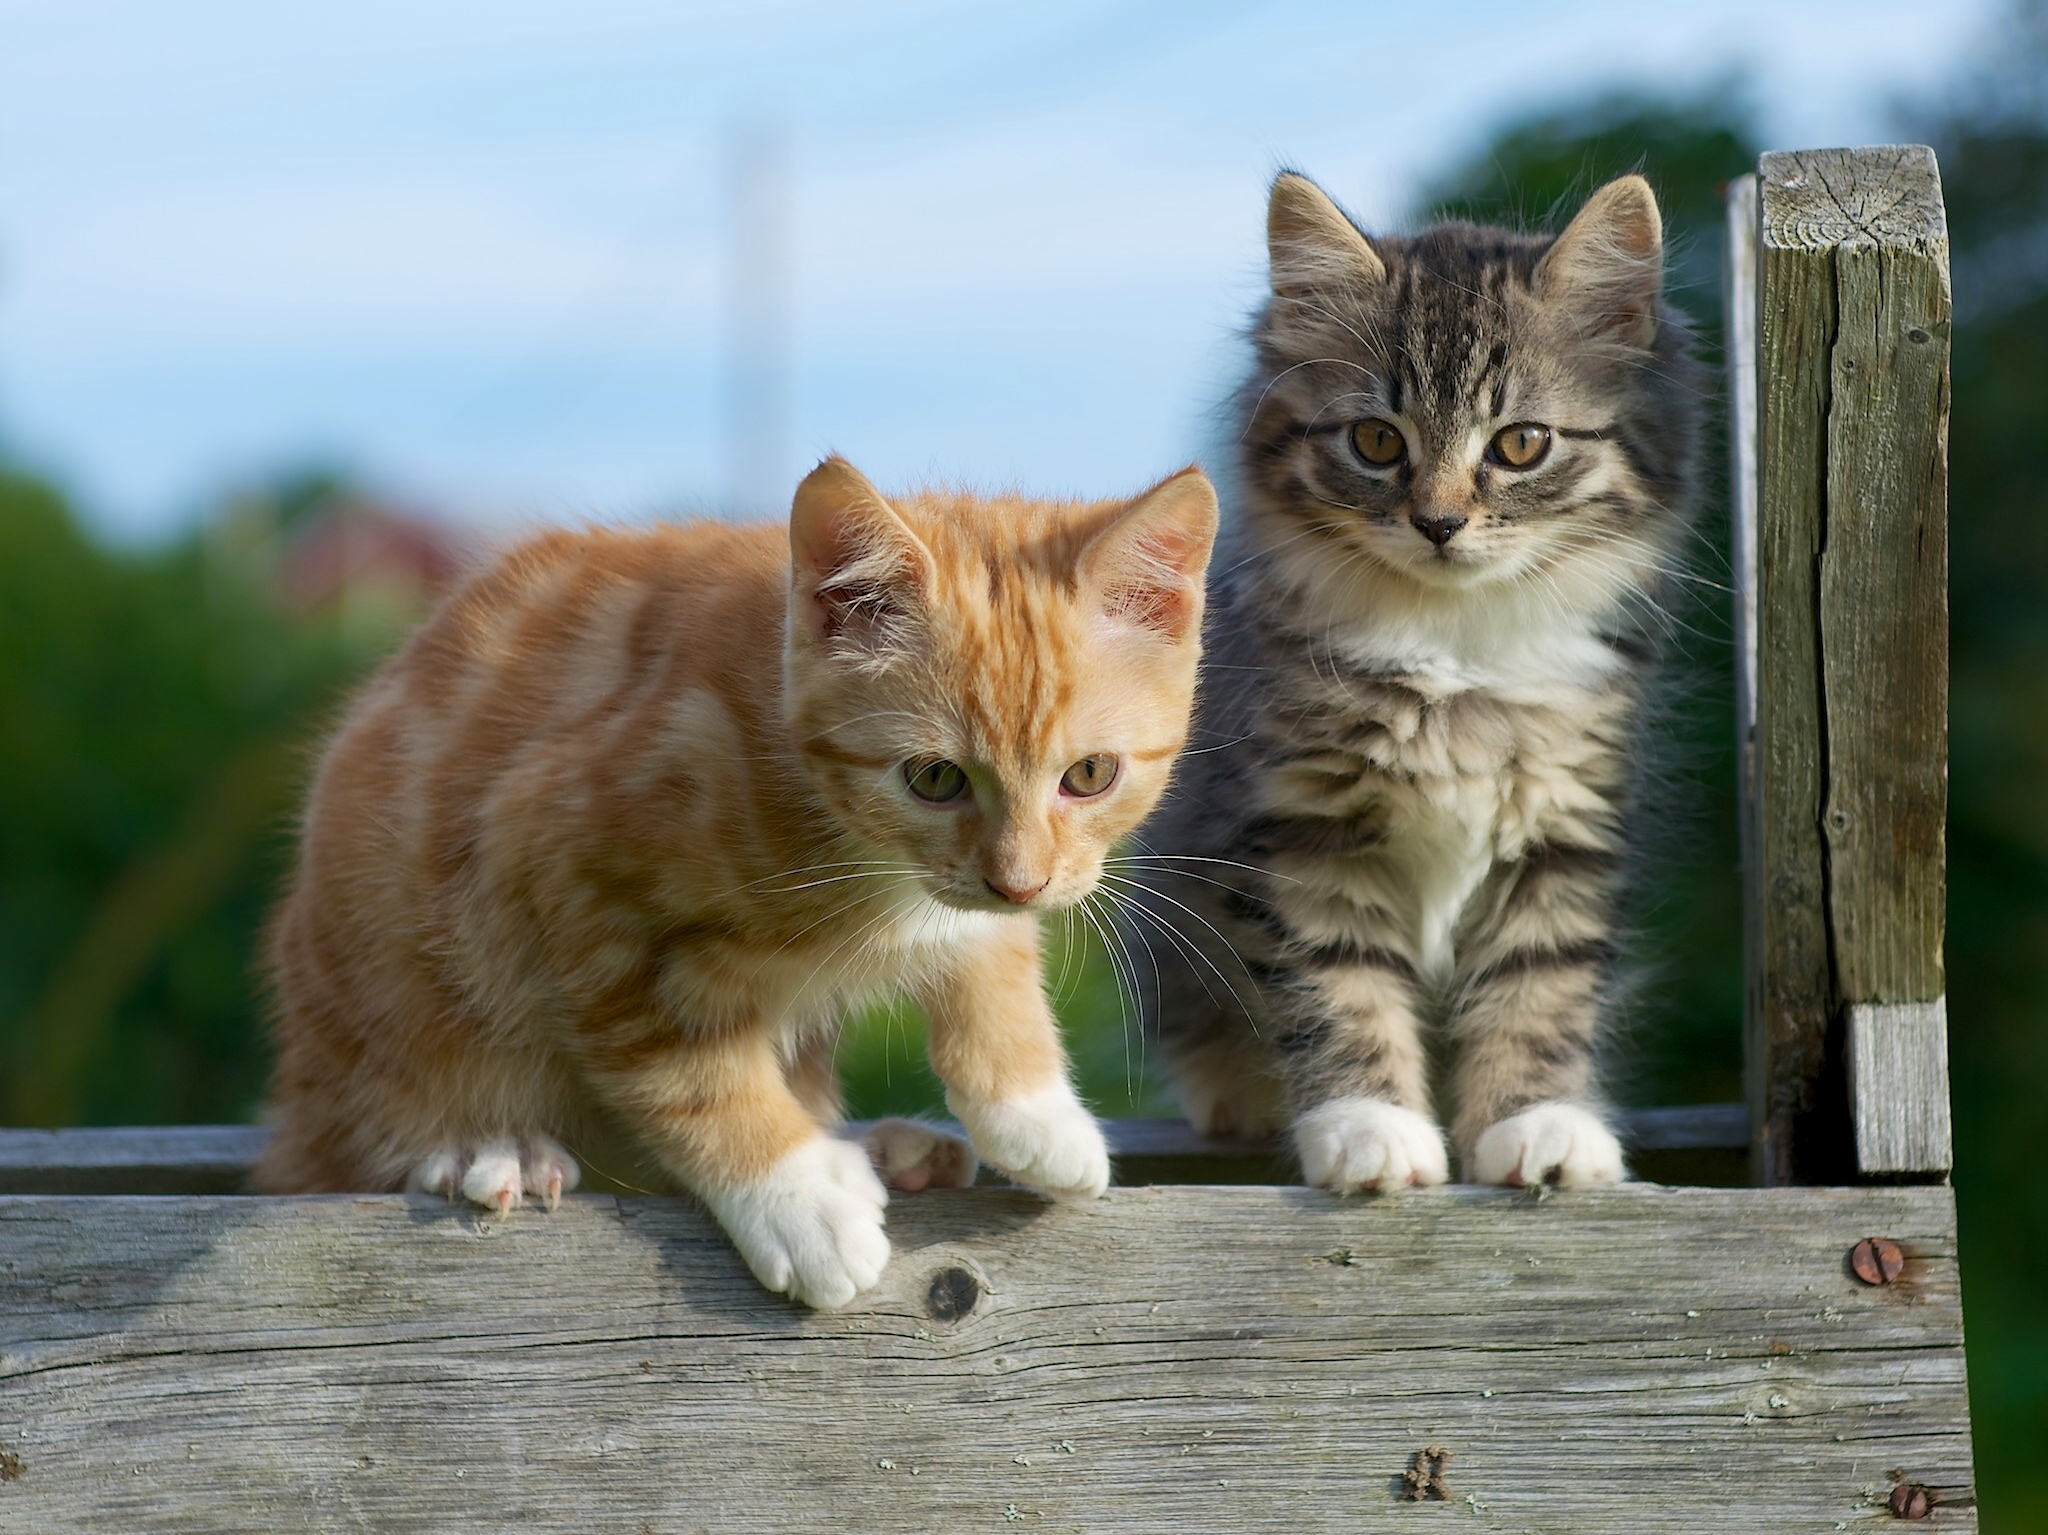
[
  {"x1": 917, "y1": 922, "x2": 1110, "y2": 1200},
  {"x1": 785, "y1": 1028, "x2": 977, "y2": 1192},
  {"x1": 586, "y1": 1031, "x2": 890, "y2": 1308}
]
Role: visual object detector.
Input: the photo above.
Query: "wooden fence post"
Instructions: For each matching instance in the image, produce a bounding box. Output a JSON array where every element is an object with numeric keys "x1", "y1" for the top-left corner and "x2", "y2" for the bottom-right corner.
[{"x1": 1733, "y1": 146, "x2": 1953, "y2": 1184}]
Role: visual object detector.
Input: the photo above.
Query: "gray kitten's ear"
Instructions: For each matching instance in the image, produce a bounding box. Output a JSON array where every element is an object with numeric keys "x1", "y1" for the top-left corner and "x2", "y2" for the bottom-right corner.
[
  {"x1": 1080, "y1": 467, "x2": 1219, "y2": 642},
  {"x1": 1534, "y1": 175, "x2": 1665, "y2": 348},
  {"x1": 788, "y1": 457, "x2": 931, "y2": 645},
  {"x1": 1268, "y1": 172, "x2": 1386, "y2": 297}
]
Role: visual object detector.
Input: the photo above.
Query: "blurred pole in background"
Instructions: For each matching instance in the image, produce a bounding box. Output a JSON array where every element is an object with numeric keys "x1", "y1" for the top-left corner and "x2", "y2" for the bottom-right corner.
[{"x1": 721, "y1": 120, "x2": 792, "y2": 518}]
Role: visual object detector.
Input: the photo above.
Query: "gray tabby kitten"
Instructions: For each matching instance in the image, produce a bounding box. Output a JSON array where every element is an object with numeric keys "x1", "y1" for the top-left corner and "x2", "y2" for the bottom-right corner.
[{"x1": 1136, "y1": 171, "x2": 1701, "y2": 1190}]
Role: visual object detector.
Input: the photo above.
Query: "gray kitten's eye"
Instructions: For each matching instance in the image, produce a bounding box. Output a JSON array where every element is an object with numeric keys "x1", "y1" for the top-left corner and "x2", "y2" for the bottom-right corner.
[
  {"x1": 1059, "y1": 755, "x2": 1119, "y2": 798},
  {"x1": 905, "y1": 759, "x2": 969, "y2": 803},
  {"x1": 1349, "y1": 418, "x2": 1406, "y2": 467},
  {"x1": 1488, "y1": 422, "x2": 1552, "y2": 469}
]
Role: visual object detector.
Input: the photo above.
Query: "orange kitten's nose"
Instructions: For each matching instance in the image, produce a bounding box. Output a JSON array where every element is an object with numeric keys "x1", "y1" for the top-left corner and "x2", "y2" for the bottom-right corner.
[{"x1": 984, "y1": 875, "x2": 1050, "y2": 905}]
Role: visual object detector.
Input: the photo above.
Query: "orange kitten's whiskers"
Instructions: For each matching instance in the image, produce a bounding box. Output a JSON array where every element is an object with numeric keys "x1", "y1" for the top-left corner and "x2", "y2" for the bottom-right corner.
[
  {"x1": 1095, "y1": 885, "x2": 1250, "y2": 1040},
  {"x1": 1078, "y1": 889, "x2": 1151, "y2": 1101},
  {"x1": 1093, "y1": 874, "x2": 1260, "y2": 1012}
]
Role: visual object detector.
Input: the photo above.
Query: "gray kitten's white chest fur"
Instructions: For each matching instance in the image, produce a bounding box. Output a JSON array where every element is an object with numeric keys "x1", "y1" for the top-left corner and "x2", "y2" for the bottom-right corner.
[{"x1": 1264, "y1": 594, "x2": 1632, "y2": 982}]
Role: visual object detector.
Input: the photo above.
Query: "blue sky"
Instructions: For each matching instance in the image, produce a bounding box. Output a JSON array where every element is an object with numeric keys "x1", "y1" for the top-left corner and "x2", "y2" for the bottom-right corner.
[{"x1": 0, "y1": 0, "x2": 1997, "y2": 539}]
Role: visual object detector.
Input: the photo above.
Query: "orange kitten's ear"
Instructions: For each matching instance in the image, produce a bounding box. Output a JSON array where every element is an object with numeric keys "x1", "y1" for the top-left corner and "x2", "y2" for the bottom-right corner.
[
  {"x1": 1268, "y1": 171, "x2": 1386, "y2": 297},
  {"x1": 789, "y1": 457, "x2": 932, "y2": 646},
  {"x1": 1534, "y1": 175, "x2": 1664, "y2": 348},
  {"x1": 1080, "y1": 467, "x2": 1219, "y2": 642}
]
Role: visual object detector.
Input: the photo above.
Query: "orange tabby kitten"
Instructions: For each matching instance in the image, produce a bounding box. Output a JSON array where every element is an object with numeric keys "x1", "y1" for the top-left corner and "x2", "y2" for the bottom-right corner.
[{"x1": 254, "y1": 457, "x2": 1217, "y2": 1307}]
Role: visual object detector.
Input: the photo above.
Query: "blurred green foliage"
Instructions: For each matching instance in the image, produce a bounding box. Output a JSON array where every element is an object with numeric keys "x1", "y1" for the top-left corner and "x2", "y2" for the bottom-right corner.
[
  {"x1": 1910, "y1": 4, "x2": 2048, "y2": 1525},
  {"x1": 1416, "y1": 81, "x2": 1759, "y2": 337},
  {"x1": 3, "y1": 15, "x2": 2045, "y2": 1526},
  {"x1": 841, "y1": 914, "x2": 1173, "y2": 1122},
  {"x1": 0, "y1": 469, "x2": 373, "y2": 1125}
]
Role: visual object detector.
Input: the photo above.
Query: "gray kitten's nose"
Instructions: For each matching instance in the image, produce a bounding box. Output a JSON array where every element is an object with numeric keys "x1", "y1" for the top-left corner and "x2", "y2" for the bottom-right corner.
[{"x1": 1411, "y1": 511, "x2": 1467, "y2": 547}]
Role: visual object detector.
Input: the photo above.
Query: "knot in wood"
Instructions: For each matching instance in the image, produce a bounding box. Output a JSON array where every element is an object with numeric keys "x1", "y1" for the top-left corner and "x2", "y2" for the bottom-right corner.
[
  {"x1": 926, "y1": 1265, "x2": 980, "y2": 1322},
  {"x1": 1888, "y1": 1482, "x2": 1934, "y2": 1519},
  {"x1": 1850, "y1": 1237, "x2": 1905, "y2": 1286},
  {"x1": 1400, "y1": 1446, "x2": 1452, "y2": 1501}
]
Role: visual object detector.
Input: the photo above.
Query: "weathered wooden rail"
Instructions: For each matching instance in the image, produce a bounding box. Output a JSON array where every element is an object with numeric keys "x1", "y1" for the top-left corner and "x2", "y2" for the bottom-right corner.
[
  {"x1": 0, "y1": 1106, "x2": 1751, "y2": 1195},
  {"x1": 0, "y1": 1186, "x2": 1968, "y2": 1532},
  {"x1": 1736, "y1": 145, "x2": 1953, "y2": 1188},
  {"x1": 0, "y1": 146, "x2": 1969, "y2": 1531}
]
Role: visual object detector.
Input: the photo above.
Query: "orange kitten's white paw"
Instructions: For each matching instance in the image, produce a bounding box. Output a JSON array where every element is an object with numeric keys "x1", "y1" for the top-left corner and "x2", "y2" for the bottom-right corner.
[
  {"x1": 950, "y1": 1079, "x2": 1109, "y2": 1201},
  {"x1": 410, "y1": 1150, "x2": 465, "y2": 1200},
  {"x1": 861, "y1": 1118, "x2": 978, "y2": 1192},
  {"x1": 1173, "y1": 1060, "x2": 1284, "y2": 1140},
  {"x1": 408, "y1": 1136, "x2": 580, "y2": 1214},
  {"x1": 1294, "y1": 1098, "x2": 1449, "y2": 1193},
  {"x1": 1471, "y1": 1102, "x2": 1625, "y2": 1188},
  {"x1": 702, "y1": 1135, "x2": 891, "y2": 1309}
]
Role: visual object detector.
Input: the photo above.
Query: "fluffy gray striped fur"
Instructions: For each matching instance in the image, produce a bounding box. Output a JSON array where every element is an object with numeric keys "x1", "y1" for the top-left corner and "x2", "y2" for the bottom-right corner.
[{"x1": 1132, "y1": 171, "x2": 1702, "y2": 1191}]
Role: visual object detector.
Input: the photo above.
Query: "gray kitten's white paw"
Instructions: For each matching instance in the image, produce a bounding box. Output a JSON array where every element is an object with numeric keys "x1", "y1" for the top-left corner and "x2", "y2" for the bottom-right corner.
[
  {"x1": 410, "y1": 1135, "x2": 581, "y2": 1214},
  {"x1": 861, "y1": 1117, "x2": 978, "y2": 1192},
  {"x1": 1294, "y1": 1097, "x2": 1449, "y2": 1192},
  {"x1": 950, "y1": 1079, "x2": 1109, "y2": 1200},
  {"x1": 1470, "y1": 1102, "x2": 1625, "y2": 1188},
  {"x1": 702, "y1": 1134, "x2": 891, "y2": 1309}
]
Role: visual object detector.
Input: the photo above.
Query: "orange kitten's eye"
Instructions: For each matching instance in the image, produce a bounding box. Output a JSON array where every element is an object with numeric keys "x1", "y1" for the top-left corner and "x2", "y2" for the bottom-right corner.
[
  {"x1": 905, "y1": 759, "x2": 969, "y2": 804},
  {"x1": 1487, "y1": 422, "x2": 1552, "y2": 469},
  {"x1": 1350, "y1": 419, "x2": 1406, "y2": 467},
  {"x1": 1060, "y1": 755, "x2": 1119, "y2": 798}
]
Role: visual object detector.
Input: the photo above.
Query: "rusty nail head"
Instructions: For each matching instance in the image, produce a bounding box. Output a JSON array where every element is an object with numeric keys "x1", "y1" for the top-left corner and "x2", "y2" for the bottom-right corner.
[
  {"x1": 1851, "y1": 1238, "x2": 1906, "y2": 1285},
  {"x1": 1399, "y1": 1446, "x2": 1453, "y2": 1502},
  {"x1": 1888, "y1": 1483, "x2": 1934, "y2": 1519}
]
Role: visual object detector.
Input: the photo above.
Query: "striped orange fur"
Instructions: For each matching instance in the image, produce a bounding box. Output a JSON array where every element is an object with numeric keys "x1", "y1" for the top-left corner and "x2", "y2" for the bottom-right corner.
[{"x1": 255, "y1": 456, "x2": 1216, "y2": 1306}]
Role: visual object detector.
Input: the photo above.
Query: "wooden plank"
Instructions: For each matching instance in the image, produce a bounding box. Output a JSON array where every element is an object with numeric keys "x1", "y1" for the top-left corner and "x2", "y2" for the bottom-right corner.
[
  {"x1": 1810, "y1": 147, "x2": 1950, "y2": 1009},
  {"x1": 1751, "y1": 147, "x2": 1952, "y2": 1182},
  {"x1": 1624, "y1": 1102, "x2": 1749, "y2": 1151},
  {"x1": 0, "y1": 1125, "x2": 265, "y2": 1194},
  {"x1": 0, "y1": 1109, "x2": 1751, "y2": 1195},
  {"x1": 1849, "y1": 1000, "x2": 1953, "y2": 1174},
  {"x1": 0, "y1": 1187, "x2": 1973, "y2": 1532},
  {"x1": 1751, "y1": 152, "x2": 1838, "y2": 1183}
]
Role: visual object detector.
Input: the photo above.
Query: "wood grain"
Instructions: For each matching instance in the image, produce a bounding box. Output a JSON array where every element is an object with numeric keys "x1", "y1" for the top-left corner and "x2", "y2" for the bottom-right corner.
[
  {"x1": 1849, "y1": 1000, "x2": 1953, "y2": 1174},
  {"x1": 1809, "y1": 148, "x2": 1950, "y2": 1010},
  {"x1": 1750, "y1": 146, "x2": 1952, "y2": 1182},
  {"x1": 0, "y1": 1186, "x2": 1972, "y2": 1532},
  {"x1": 1752, "y1": 151, "x2": 1839, "y2": 1183}
]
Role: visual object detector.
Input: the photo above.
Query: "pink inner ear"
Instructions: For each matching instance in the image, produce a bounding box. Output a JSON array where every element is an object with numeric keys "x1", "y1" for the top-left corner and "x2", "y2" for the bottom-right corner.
[
  {"x1": 800, "y1": 544, "x2": 924, "y2": 645},
  {"x1": 1102, "y1": 573, "x2": 1196, "y2": 635},
  {"x1": 790, "y1": 484, "x2": 929, "y2": 645},
  {"x1": 1085, "y1": 472, "x2": 1216, "y2": 639},
  {"x1": 1098, "y1": 527, "x2": 1203, "y2": 636},
  {"x1": 810, "y1": 576, "x2": 889, "y2": 641},
  {"x1": 789, "y1": 458, "x2": 923, "y2": 639}
]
